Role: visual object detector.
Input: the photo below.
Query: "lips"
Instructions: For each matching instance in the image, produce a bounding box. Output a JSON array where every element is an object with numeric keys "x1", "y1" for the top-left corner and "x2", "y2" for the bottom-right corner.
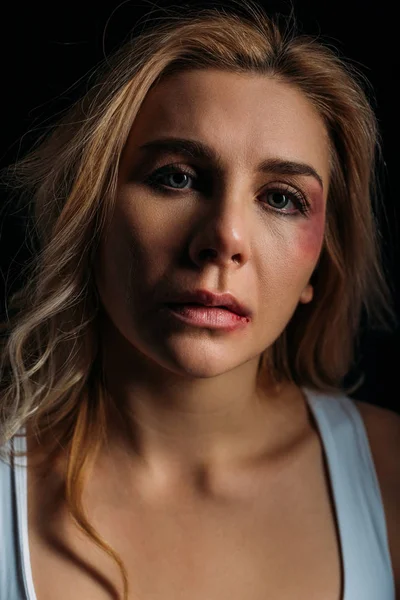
[
  {"x1": 179, "y1": 302, "x2": 228, "y2": 309},
  {"x1": 169, "y1": 302, "x2": 232, "y2": 312},
  {"x1": 165, "y1": 289, "x2": 251, "y2": 318}
]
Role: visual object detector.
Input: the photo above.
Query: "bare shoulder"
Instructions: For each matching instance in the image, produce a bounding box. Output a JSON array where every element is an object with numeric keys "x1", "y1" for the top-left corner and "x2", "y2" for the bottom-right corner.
[
  {"x1": 354, "y1": 399, "x2": 400, "y2": 593},
  {"x1": 353, "y1": 399, "x2": 400, "y2": 482}
]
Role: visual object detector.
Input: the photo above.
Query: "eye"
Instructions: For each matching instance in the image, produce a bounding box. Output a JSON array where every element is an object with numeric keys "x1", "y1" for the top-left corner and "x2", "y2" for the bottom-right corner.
[
  {"x1": 262, "y1": 186, "x2": 310, "y2": 216},
  {"x1": 147, "y1": 165, "x2": 196, "y2": 190},
  {"x1": 165, "y1": 171, "x2": 192, "y2": 189}
]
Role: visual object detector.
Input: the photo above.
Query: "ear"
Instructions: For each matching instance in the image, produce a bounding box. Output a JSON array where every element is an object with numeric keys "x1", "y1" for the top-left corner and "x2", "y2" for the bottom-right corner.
[{"x1": 299, "y1": 283, "x2": 313, "y2": 304}]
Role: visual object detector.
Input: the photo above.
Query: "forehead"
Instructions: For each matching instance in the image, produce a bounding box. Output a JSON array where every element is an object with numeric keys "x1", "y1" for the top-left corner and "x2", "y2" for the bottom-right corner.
[{"x1": 126, "y1": 69, "x2": 330, "y2": 187}]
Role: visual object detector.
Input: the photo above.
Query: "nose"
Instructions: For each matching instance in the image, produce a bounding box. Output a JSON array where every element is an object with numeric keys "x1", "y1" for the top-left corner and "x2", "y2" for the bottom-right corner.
[{"x1": 188, "y1": 192, "x2": 251, "y2": 270}]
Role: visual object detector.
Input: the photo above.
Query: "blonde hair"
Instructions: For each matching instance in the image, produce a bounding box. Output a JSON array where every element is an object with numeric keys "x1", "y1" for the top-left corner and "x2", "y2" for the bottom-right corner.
[{"x1": 0, "y1": 1, "x2": 396, "y2": 598}]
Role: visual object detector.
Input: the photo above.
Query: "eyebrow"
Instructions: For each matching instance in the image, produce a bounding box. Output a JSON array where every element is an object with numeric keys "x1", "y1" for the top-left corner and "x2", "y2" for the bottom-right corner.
[{"x1": 138, "y1": 136, "x2": 324, "y2": 191}]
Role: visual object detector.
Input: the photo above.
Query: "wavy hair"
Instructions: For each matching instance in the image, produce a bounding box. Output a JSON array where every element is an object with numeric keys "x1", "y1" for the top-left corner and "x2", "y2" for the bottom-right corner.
[{"x1": 0, "y1": 1, "x2": 396, "y2": 598}]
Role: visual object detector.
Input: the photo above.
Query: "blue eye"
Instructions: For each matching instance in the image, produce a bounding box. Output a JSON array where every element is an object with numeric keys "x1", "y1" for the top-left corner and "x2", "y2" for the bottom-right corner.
[
  {"x1": 145, "y1": 164, "x2": 310, "y2": 216},
  {"x1": 263, "y1": 189, "x2": 309, "y2": 215},
  {"x1": 146, "y1": 164, "x2": 196, "y2": 190},
  {"x1": 160, "y1": 171, "x2": 193, "y2": 189},
  {"x1": 266, "y1": 191, "x2": 293, "y2": 210}
]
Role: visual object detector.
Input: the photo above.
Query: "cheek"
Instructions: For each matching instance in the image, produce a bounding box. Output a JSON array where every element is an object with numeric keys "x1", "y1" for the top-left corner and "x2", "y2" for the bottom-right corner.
[{"x1": 293, "y1": 207, "x2": 326, "y2": 264}]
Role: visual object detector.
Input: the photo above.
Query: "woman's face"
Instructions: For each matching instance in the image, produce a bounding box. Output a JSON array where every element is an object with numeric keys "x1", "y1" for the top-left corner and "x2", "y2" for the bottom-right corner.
[{"x1": 95, "y1": 69, "x2": 330, "y2": 380}]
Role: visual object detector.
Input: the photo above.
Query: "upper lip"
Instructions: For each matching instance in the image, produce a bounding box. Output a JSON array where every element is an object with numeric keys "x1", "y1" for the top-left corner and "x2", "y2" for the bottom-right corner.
[{"x1": 166, "y1": 289, "x2": 251, "y2": 318}]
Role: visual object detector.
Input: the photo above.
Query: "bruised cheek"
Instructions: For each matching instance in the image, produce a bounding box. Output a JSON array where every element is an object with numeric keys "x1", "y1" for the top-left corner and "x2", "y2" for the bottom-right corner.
[{"x1": 293, "y1": 204, "x2": 326, "y2": 264}]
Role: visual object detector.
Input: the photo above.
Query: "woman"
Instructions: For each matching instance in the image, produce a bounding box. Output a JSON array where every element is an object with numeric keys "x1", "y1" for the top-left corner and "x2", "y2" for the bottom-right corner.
[{"x1": 0, "y1": 1, "x2": 399, "y2": 599}]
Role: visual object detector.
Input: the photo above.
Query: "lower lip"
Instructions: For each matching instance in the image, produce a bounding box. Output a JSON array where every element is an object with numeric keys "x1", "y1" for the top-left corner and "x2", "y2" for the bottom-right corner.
[{"x1": 164, "y1": 304, "x2": 250, "y2": 330}]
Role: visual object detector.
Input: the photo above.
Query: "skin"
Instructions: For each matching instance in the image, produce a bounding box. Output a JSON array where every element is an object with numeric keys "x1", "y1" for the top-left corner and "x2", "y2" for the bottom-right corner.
[{"x1": 92, "y1": 69, "x2": 330, "y2": 503}]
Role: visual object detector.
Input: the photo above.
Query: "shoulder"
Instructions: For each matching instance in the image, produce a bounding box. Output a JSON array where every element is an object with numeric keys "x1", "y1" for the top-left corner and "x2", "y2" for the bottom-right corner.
[
  {"x1": 354, "y1": 399, "x2": 400, "y2": 594},
  {"x1": 353, "y1": 399, "x2": 400, "y2": 485}
]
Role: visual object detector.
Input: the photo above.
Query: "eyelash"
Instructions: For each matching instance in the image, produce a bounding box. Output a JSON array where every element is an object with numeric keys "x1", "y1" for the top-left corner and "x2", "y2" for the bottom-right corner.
[{"x1": 144, "y1": 163, "x2": 311, "y2": 217}]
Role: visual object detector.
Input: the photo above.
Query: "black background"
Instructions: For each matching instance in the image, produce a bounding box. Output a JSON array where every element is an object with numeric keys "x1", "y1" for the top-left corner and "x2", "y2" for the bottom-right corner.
[{"x1": 1, "y1": 0, "x2": 398, "y2": 410}]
